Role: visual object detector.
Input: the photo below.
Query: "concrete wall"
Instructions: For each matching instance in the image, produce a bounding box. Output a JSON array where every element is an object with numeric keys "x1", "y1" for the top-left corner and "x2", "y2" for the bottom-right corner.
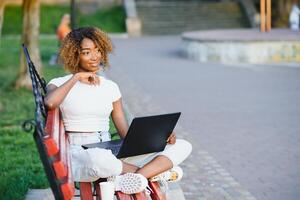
[{"x1": 183, "y1": 40, "x2": 300, "y2": 64}]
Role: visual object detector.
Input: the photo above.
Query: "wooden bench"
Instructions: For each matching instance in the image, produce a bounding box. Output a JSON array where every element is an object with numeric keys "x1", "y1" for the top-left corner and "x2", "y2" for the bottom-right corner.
[{"x1": 22, "y1": 44, "x2": 167, "y2": 200}]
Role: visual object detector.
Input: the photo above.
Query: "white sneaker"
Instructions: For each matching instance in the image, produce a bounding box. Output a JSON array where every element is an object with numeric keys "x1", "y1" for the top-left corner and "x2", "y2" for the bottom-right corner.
[
  {"x1": 149, "y1": 166, "x2": 183, "y2": 183},
  {"x1": 108, "y1": 173, "x2": 148, "y2": 194}
]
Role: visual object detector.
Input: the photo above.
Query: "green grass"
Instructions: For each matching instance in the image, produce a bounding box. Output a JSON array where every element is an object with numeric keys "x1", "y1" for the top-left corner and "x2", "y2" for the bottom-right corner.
[
  {"x1": 0, "y1": 129, "x2": 48, "y2": 200},
  {"x1": 0, "y1": 37, "x2": 118, "y2": 199},
  {"x1": 77, "y1": 6, "x2": 126, "y2": 33},
  {"x1": 2, "y1": 5, "x2": 126, "y2": 35}
]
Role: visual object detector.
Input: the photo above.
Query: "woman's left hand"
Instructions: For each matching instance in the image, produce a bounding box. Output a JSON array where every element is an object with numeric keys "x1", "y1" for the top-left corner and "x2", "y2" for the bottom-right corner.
[{"x1": 167, "y1": 132, "x2": 176, "y2": 144}]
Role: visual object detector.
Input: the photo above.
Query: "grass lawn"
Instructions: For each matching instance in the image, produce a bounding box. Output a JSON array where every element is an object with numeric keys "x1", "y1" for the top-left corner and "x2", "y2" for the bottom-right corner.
[
  {"x1": 0, "y1": 36, "x2": 118, "y2": 199},
  {"x1": 3, "y1": 5, "x2": 126, "y2": 35}
]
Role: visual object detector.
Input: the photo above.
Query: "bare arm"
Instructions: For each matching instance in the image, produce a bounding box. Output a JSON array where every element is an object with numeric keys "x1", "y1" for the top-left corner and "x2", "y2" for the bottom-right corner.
[
  {"x1": 111, "y1": 98, "x2": 128, "y2": 138},
  {"x1": 45, "y1": 76, "x2": 78, "y2": 110},
  {"x1": 44, "y1": 72, "x2": 100, "y2": 110}
]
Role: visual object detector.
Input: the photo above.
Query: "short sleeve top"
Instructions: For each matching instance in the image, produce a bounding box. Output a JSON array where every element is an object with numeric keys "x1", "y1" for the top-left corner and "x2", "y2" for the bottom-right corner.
[{"x1": 48, "y1": 74, "x2": 121, "y2": 132}]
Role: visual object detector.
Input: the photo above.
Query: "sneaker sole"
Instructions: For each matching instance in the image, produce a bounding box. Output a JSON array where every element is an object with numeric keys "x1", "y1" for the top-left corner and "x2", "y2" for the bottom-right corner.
[{"x1": 119, "y1": 173, "x2": 147, "y2": 194}]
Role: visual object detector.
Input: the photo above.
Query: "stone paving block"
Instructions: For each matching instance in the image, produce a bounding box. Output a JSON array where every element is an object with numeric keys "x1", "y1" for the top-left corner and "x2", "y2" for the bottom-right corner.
[{"x1": 25, "y1": 189, "x2": 54, "y2": 200}]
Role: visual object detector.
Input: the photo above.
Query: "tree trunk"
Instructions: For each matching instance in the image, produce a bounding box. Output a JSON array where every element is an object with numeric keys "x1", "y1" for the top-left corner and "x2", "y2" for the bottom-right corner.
[
  {"x1": 279, "y1": 0, "x2": 293, "y2": 16},
  {"x1": 15, "y1": 0, "x2": 42, "y2": 89},
  {"x1": 0, "y1": 1, "x2": 5, "y2": 113},
  {"x1": 275, "y1": 0, "x2": 294, "y2": 27},
  {"x1": 0, "y1": 0, "x2": 6, "y2": 40}
]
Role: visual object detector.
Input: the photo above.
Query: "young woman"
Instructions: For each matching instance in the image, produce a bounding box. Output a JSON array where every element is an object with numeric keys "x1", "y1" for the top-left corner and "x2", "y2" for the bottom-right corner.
[{"x1": 45, "y1": 27, "x2": 192, "y2": 194}]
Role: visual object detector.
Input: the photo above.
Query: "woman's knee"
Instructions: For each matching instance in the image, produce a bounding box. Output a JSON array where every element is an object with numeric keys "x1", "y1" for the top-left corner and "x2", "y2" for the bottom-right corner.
[
  {"x1": 160, "y1": 139, "x2": 192, "y2": 166},
  {"x1": 177, "y1": 139, "x2": 192, "y2": 156},
  {"x1": 86, "y1": 148, "x2": 123, "y2": 177}
]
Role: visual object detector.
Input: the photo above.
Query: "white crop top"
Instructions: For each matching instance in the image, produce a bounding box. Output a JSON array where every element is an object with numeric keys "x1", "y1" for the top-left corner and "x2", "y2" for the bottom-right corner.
[{"x1": 48, "y1": 74, "x2": 121, "y2": 132}]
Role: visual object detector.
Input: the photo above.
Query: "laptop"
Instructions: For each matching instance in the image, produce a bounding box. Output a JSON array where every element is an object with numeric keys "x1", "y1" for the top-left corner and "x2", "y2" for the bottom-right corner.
[{"x1": 82, "y1": 112, "x2": 181, "y2": 158}]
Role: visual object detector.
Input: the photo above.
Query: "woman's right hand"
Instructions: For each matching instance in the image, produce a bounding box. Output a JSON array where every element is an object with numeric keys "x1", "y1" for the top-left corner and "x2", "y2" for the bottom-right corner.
[{"x1": 74, "y1": 72, "x2": 100, "y2": 86}]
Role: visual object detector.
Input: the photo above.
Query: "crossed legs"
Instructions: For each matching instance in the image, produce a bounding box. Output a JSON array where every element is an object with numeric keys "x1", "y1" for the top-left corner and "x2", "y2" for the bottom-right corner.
[
  {"x1": 122, "y1": 155, "x2": 173, "y2": 178},
  {"x1": 121, "y1": 139, "x2": 192, "y2": 179}
]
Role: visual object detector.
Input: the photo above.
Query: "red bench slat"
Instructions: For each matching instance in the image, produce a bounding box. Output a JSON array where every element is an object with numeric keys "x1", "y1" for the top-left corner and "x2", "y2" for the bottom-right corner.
[
  {"x1": 43, "y1": 138, "x2": 59, "y2": 156},
  {"x1": 133, "y1": 191, "x2": 148, "y2": 200},
  {"x1": 116, "y1": 191, "x2": 133, "y2": 200},
  {"x1": 61, "y1": 183, "x2": 75, "y2": 200},
  {"x1": 149, "y1": 182, "x2": 166, "y2": 200},
  {"x1": 79, "y1": 182, "x2": 93, "y2": 200},
  {"x1": 53, "y1": 161, "x2": 68, "y2": 179}
]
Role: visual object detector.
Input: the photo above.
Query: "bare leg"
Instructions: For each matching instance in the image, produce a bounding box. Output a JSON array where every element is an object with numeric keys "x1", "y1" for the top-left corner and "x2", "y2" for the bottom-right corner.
[
  {"x1": 121, "y1": 162, "x2": 139, "y2": 174},
  {"x1": 136, "y1": 155, "x2": 173, "y2": 178}
]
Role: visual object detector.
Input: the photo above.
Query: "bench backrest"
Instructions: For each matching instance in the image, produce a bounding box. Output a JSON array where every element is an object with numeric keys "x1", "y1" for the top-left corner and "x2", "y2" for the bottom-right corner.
[{"x1": 22, "y1": 45, "x2": 74, "y2": 200}]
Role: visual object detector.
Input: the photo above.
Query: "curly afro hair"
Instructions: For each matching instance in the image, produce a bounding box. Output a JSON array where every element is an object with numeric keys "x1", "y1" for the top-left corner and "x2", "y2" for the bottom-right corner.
[{"x1": 58, "y1": 27, "x2": 113, "y2": 73}]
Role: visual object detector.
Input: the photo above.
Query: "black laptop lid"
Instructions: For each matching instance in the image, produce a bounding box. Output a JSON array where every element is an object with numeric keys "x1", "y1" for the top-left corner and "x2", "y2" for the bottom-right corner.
[{"x1": 117, "y1": 112, "x2": 181, "y2": 158}]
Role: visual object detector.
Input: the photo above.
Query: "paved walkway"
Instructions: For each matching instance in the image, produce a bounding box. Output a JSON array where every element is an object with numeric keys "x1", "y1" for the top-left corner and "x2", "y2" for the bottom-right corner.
[{"x1": 104, "y1": 36, "x2": 300, "y2": 200}]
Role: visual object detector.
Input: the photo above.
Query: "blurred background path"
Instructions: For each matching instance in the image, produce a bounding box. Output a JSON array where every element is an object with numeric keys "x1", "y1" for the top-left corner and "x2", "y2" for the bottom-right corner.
[{"x1": 105, "y1": 36, "x2": 300, "y2": 200}]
